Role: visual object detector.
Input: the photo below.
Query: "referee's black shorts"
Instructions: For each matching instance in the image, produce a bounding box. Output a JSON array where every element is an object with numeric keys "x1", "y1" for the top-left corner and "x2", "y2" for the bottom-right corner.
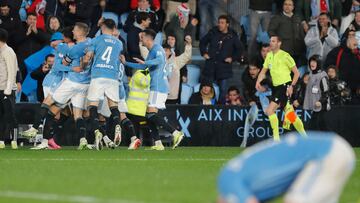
[{"x1": 270, "y1": 83, "x2": 291, "y2": 107}]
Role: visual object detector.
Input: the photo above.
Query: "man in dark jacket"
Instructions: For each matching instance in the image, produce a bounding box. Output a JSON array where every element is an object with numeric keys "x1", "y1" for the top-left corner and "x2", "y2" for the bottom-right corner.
[
  {"x1": 0, "y1": 1, "x2": 24, "y2": 49},
  {"x1": 324, "y1": 36, "x2": 360, "y2": 104},
  {"x1": 30, "y1": 54, "x2": 54, "y2": 102},
  {"x1": 200, "y1": 15, "x2": 243, "y2": 104},
  {"x1": 127, "y1": 12, "x2": 150, "y2": 63},
  {"x1": 268, "y1": 0, "x2": 306, "y2": 65},
  {"x1": 16, "y1": 12, "x2": 49, "y2": 78},
  {"x1": 123, "y1": 0, "x2": 164, "y2": 33}
]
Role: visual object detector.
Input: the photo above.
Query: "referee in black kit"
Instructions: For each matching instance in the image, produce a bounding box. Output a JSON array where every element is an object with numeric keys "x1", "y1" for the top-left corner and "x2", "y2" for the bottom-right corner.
[{"x1": 0, "y1": 28, "x2": 19, "y2": 149}]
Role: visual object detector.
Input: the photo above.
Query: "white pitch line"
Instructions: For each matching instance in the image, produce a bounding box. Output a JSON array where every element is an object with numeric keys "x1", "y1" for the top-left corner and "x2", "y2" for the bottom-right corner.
[
  {"x1": 0, "y1": 190, "x2": 146, "y2": 203},
  {"x1": 0, "y1": 158, "x2": 228, "y2": 162}
]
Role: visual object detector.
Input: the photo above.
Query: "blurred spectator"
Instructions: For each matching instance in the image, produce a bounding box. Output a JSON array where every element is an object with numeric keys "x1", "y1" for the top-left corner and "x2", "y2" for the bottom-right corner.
[
  {"x1": 268, "y1": 0, "x2": 306, "y2": 65},
  {"x1": 0, "y1": 28, "x2": 18, "y2": 147},
  {"x1": 247, "y1": 0, "x2": 273, "y2": 58},
  {"x1": 347, "y1": 10, "x2": 360, "y2": 45},
  {"x1": 340, "y1": 0, "x2": 360, "y2": 35},
  {"x1": 127, "y1": 12, "x2": 151, "y2": 63},
  {"x1": 200, "y1": 15, "x2": 243, "y2": 104},
  {"x1": 45, "y1": 0, "x2": 67, "y2": 20},
  {"x1": 139, "y1": 35, "x2": 192, "y2": 104},
  {"x1": 26, "y1": 0, "x2": 47, "y2": 31},
  {"x1": 304, "y1": 12, "x2": 339, "y2": 61},
  {"x1": 46, "y1": 15, "x2": 62, "y2": 35},
  {"x1": 225, "y1": 86, "x2": 244, "y2": 106},
  {"x1": 165, "y1": 36, "x2": 192, "y2": 104},
  {"x1": 130, "y1": 0, "x2": 161, "y2": 11},
  {"x1": 242, "y1": 62, "x2": 261, "y2": 105},
  {"x1": 124, "y1": 0, "x2": 164, "y2": 33},
  {"x1": 63, "y1": 0, "x2": 98, "y2": 26},
  {"x1": 164, "y1": 3, "x2": 197, "y2": 55},
  {"x1": 303, "y1": 55, "x2": 330, "y2": 130},
  {"x1": 253, "y1": 43, "x2": 270, "y2": 68},
  {"x1": 293, "y1": 72, "x2": 309, "y2": 108},
  {"x1": 30, "y1": 54, "x2": 54, "y2": 102},
  {"x1": 163, "y1": 0, "x2": 197, "y2": 23},
  {"x1": 296, "y1": 0, "x2": 342, "y2": 29},
  {"x1": 166, "y1": 34, "x2": 177, "y2": 54},
  {"x1": 16, "y1": 12, "x2": 49, "y2": 77},
  {"x1": 327, "y1": 65, "x2": 352, "y2": 105},
  {"x1": 198, "y1": 0, "x2": 227, "y2": 39},
  {"x1": 0, "y1": 1, "x2": 24, "y2": 49},
  {"x1": 88, "y1": 0, "x2": 106, "y2": 38},
  {"x1": 324, "y1": 36, "x2": 360, "y2": 104},
  {"x1": 189, "y1": 80, "x2": 216, "y2": 105}
]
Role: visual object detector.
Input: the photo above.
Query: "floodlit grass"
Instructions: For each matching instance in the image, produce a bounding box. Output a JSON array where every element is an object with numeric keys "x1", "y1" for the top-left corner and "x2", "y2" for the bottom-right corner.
[{"x1": 0, "y1": 147, "x2": 359, "y2": 203}]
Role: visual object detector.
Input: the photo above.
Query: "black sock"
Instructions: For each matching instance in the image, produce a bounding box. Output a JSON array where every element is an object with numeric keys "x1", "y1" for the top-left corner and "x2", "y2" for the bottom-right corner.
[
  {"x1": 146, "y1": 113, "x2": 176, "y2": 134},
  {"x1": 147, "y1": 120, "x2": 160, "y2": 142},
  {"x1": 88, "y1": 105, "x2": 100, "y2": 132},
  {"x1": 33, "y1": 104, "x2": 50, "y2": 129},
  {"x1": 110, "y1": 107, "x2": 120, "y2": 126},
  {"x1": 54, "y1": 113, "x2": 69, "y2": 138},
  {"x1": 43, "y1": 112, "x2": 56, "y2": 140},
  {"x1": 120, "y1": 118, "x2": 137, "y2": 139},
  {"x1": 75, "y1": 118, "x2": 87, "y2": 139}
]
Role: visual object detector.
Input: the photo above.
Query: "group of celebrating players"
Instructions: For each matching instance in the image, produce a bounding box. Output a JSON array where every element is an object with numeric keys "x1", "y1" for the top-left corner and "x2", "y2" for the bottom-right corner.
[{"x1": 20, "y1": 18, "x2": 184, "y2": 151}]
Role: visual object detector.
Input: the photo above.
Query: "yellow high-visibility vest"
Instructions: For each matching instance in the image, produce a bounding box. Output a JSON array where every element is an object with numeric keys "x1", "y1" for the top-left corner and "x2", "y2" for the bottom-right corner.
[{"x1": 126, "y1": 69, "x2": 151, "y2": 117}]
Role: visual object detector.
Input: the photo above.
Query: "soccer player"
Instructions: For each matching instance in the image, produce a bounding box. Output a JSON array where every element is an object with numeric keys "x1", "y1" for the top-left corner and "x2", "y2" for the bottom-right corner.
[
  {"x1": 121, "y1": 29, "x2": 184, "y2": 150},
  {"x1": 29, "y1": 23, "x2": 91, "y2": 149},
  {"x1": 20, "y1": 28, "x2": 75, "y2": 146},
  {"x1": 83, "y1": 19, "x2": 140, "y2": 150},
  {"x1": 255, "y1": 35, "x2": 306, "y2": 141},
  {"x1": 218, "y1": 132, "x2": 356, "y2": 203}
]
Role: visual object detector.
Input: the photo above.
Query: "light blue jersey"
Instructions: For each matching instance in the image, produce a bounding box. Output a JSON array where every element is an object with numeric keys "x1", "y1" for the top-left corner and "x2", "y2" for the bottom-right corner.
[
  {"x1": 126, "y1": 44, "x2": 168, "y2": 94},
  {"x1": 66, "y1": 38, "x2": 92, "y2": 84},
  {"x1": 42, "y1": 43, "x2": 70, "y2": 88},
  {"x1": 88, "y1": 34, "x2": 123, "y2": 80},
  {"x1": 218, "y1": 134, "x2": 335, "y2": 203}
]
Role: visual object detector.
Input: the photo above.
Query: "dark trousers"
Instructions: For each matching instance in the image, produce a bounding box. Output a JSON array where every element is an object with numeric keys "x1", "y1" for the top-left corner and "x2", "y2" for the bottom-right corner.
[{"x1": 0, "y1": 91, "x2": 18, "y2": 141}]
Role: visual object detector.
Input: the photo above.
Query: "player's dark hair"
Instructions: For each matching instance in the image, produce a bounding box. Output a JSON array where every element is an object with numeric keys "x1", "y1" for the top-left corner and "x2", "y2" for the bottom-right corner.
[
  {"x1": 27, "y1": 12, "x2": 37, "y2": 18},
  {"x1": 143, "y1": 29, "x2": 156, "y2": 40},
  {"x1": 319, "y1": 12, "x2": 331, "y2": 19},
  {"x1": 0, "y1": 28, "x2": 8, "y2": 43},
  {"x1": 218, "y1": 15, "x2": 230, "y2": 24},
  {"x1": 270, "y1": 35, "x2": 282, "y2": 42},
  {"x1": 101, "y1": 18, "x2": 116, "y2": 30},
  {"x1": 0, "y1": 0, "x2": 9, "y2": 7},
  {"x1": 327, "y1": 65, "x2": 337, "y2": 71},
  {"x1": 75, "y1": 22, "x2": 89, "y2": 35},
  {"x1": 62, "y1": 26, "x2": 74, "y2": 41},
  {"x1": 162, "y1": 43, "x2": 171, "y2": 50},
  {"x1": 45, "y1": 54, "x2": 55, "y2": 61},
  {"x1": 136, "y1": 12, "x2": 150, "y2": 24},
  {"x1": 227, "y1": 86, "x2": 240, "y2": 94}
]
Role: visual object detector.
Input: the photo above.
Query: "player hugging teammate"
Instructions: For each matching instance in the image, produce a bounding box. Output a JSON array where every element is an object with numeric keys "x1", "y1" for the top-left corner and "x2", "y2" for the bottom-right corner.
[{"x1": 21, "y1": 19, "x2": 185, "y2": 151}]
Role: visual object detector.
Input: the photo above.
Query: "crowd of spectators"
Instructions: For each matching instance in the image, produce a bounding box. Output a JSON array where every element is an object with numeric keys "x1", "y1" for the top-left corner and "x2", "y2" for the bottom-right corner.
[{"x1": 0, "y1": 0, "x2": 358, "y2": 107}]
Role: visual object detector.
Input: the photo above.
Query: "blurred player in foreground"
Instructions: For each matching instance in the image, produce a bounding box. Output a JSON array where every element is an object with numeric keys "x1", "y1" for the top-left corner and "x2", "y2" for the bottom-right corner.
[{"x1": 218, "y1": 132, "x2": 355, "y2": 203}]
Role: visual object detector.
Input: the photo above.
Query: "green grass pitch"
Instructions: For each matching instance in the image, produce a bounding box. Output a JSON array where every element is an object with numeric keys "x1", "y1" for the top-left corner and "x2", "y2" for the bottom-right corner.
[{"x1": 0, "y1": 147, "x2": 359, "y2": 203}]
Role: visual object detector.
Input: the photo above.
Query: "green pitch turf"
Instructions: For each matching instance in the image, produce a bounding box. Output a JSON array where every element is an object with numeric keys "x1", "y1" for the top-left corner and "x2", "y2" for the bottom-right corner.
[{"x1": 0, "y1": 147, "x2": 359, "y2": 203}]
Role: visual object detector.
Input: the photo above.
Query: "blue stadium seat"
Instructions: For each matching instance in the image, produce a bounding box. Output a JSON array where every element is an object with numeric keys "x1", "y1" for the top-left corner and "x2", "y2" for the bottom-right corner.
[
  {"x1": 180, "y1": 83, "x2": 193, "y2": 104},
  {"x1": 193, "y1": 83, "x2": 220, "y2": 101},
  {"x1": 186, "y1": 64, "x2": 201, "y2": 87}
]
